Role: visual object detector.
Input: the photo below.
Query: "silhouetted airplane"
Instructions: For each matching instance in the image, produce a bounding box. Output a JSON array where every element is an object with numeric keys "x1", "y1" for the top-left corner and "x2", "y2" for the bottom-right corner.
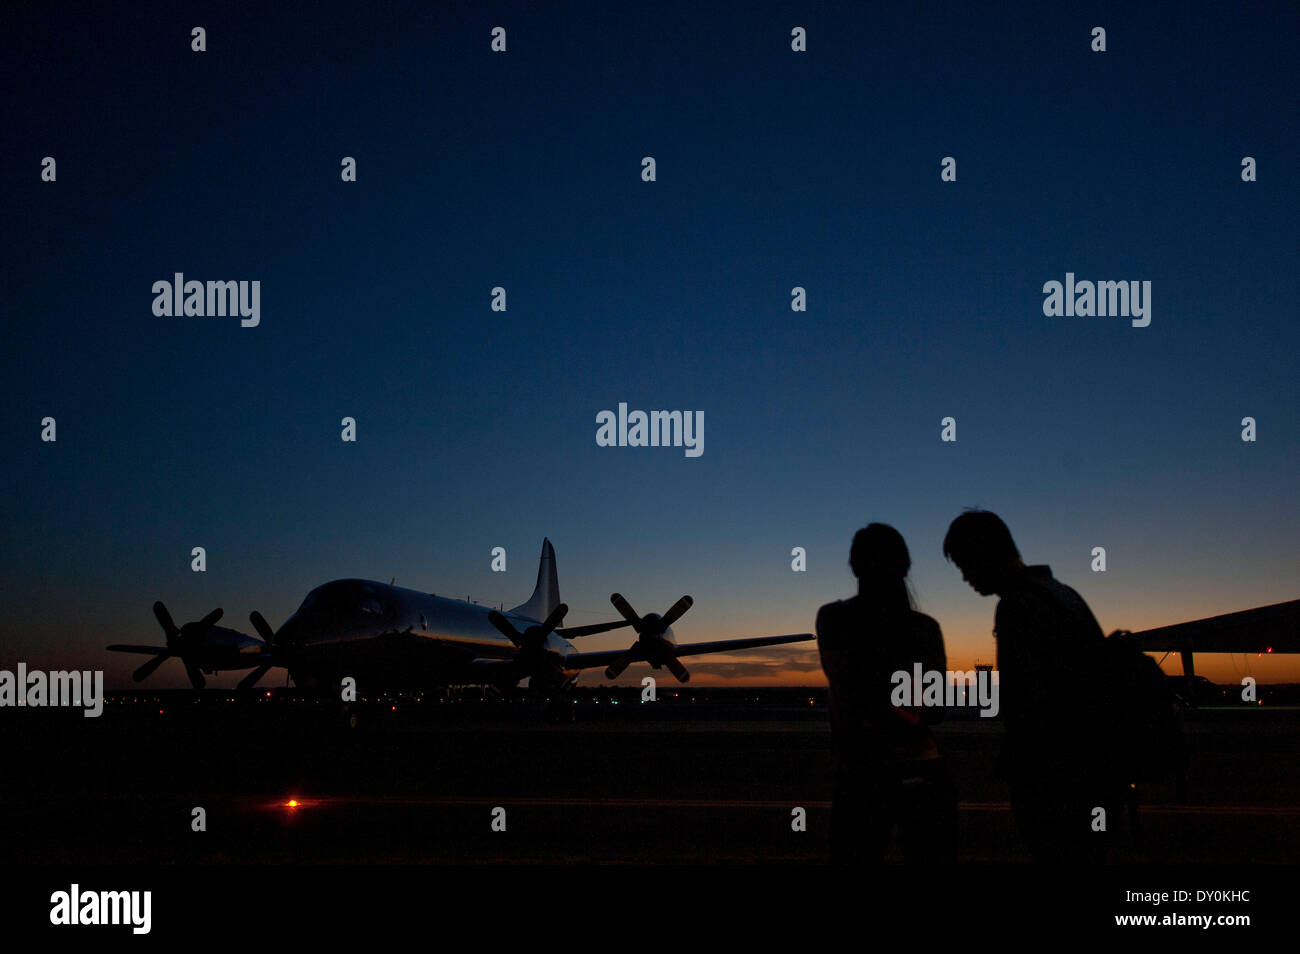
[{"x1": 107, "y1": 539, "x2": 814, "y2": 694}]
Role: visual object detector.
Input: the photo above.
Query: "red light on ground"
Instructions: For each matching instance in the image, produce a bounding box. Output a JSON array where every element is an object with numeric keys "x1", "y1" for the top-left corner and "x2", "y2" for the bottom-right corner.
[{"x1": 1267, "y1": 647, "x2": 1273, "y2": 653}]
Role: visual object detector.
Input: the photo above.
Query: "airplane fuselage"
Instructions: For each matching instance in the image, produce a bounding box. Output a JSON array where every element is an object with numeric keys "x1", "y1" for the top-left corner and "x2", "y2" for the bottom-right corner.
[{"x1": 272, "y1": 579, "x2": 585, "y2": 691}]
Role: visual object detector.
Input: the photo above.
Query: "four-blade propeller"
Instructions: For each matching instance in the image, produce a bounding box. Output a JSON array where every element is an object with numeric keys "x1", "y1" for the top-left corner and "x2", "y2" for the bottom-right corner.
[
  {"x1": 487, "y1": 603, "x2": 569, "y2": 686},
  {"x1": 140, "y1": 602, "x2": 224, "y2": 690},
  {"x1": 236, "y1": 610, "x2": 278, "y2": 690},
  {"x1": 603, "y1": 593, "x2": 694, "y2": 682}
]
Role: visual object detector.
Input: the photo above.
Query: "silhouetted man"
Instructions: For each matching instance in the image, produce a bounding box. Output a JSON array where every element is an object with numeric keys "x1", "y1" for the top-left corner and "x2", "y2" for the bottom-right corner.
[
  {"x1": 943, "y1": 509, "x2": 1112, "y2": 863},
  {"x1": 817, "y1": 523, "x2": 958, "y2": 864}
]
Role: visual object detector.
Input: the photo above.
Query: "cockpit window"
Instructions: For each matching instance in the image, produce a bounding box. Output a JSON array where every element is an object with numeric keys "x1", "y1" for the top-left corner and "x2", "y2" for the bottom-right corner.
[
  {"x1": 298, "y1": 582, "x2": 368, "y2": 613},
  {"x1": 360, "y1": 598, "x2": 383, "y2": 616}
]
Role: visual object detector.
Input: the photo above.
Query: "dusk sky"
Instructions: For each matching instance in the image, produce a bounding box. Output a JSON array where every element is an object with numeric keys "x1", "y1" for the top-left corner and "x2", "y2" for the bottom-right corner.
[{"x1": 3, "y1": 1, "x2": 1297, "y2": 688}]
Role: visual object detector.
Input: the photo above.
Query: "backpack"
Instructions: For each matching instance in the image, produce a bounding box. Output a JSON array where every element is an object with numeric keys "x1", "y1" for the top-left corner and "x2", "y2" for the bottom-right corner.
[{"x1": 1098, "y1": 629, "x2": 1189, "y2": 785}]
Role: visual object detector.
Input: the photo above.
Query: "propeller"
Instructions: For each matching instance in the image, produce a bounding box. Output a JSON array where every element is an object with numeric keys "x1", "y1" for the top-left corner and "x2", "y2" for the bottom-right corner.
[
  {"x1": 131, "y1": 652, "x2": 170, "y2": 683},
  {"x1": 604, "y1": 593, "x2": 694, "y2": 682},
  {"x1": 487, "y1": 603, "x2": 569, "y2": 686},
  {"x1": 132, "y1": 601, "x2": 224, "y2": 690},
  {"x1": 236, "y1": 610, "x2": 277, "y2": 690}
]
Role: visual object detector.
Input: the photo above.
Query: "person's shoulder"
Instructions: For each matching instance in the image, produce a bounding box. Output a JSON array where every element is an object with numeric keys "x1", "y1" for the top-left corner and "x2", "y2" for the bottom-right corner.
[
  {"x1": 998, "y1": 569, "x2": 1054, "y2": 615},
  {"x1": 815, "y1": 599, "x2": 849, "y2": 636},
  {"x1": 1030, "y1": 570, "x2": 1095, "y2": 617},
  {"x1": 993, "y1": 590, "x2": 1032, "y2": 636},
  {"x1": 1048, "y1": 575, "x2": 1090, "y2": 607},
  {"x1": 909, "y1": 610, "x2": 942, "y2": 635},
  {"x1": 1041, "y1": 576, "x2": 1104, "y2": 638},
  {"x1": 996, "y1": 590, "x2": 1028, "y2": 614}
]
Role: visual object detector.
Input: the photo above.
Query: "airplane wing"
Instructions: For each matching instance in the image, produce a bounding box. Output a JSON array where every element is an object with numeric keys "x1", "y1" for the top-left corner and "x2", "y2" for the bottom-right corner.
[
  {"x1": 407, "y1": 631, "x2": 518, "y2": 656},
  {"x1": 559, "y1": 633, "x2": 814, "y2": 672},
  {"x1": 661, "y1": 634, "x2": 815, "y2": 657},
  {"x1": 1131, "y1": 598, "x2": 1300, "y2": 654},
  {"x1": 106, "y1": 644, "x2": 171, "y2": 655},
  {"x1": 555, "y1": 619, "x2": 635, "y2": 638}
]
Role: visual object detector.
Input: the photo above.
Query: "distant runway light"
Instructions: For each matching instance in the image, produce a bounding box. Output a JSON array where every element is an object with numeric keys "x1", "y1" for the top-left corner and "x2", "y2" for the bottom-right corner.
[{"x1": 286, "y1": 799, "x2": 299, "y2": 808}]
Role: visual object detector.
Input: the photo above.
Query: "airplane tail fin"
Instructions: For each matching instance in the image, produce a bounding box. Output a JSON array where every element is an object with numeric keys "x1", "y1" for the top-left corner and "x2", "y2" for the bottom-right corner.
[{"x1": 508, "y1": 538, "x2": 560, "y2": 622}]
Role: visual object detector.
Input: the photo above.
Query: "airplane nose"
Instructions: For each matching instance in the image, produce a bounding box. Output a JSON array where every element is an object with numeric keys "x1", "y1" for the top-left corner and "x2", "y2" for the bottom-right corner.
[{"x1": 275, "y1": 614, "x2": 308, "y2": 647}]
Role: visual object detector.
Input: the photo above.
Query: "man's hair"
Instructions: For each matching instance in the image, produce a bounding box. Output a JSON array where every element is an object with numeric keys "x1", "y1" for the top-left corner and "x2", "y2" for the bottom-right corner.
[
  {"x1": 942, "y1": 509, "x2": 1021, "y2": 565},
  {"x1": 849, "y1": 522, "x2": 911, "y2": 579}
]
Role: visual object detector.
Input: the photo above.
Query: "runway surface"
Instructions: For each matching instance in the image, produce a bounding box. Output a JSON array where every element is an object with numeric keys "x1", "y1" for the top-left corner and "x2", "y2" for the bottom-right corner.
[{"x1": 3, "y1": 695, "x2": 1297, "y2": 864}]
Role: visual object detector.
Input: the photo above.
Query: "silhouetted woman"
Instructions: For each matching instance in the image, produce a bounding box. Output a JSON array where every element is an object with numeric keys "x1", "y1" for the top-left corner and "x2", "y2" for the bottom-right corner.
[{"x1": 816, "y1": 523, "x2": 958, "y2": 863}]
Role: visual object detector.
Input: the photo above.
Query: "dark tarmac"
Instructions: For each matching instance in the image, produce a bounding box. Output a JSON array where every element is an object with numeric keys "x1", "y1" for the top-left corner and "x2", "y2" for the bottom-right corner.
[{"x1": 3, "y1": 691, "x2": 1298, "y2": 865}]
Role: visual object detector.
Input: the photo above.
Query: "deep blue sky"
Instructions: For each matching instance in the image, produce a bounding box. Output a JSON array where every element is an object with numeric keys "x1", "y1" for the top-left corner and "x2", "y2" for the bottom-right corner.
[{"x1": 3, "y1": 1, "x2": 1297, "y2": 686}]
